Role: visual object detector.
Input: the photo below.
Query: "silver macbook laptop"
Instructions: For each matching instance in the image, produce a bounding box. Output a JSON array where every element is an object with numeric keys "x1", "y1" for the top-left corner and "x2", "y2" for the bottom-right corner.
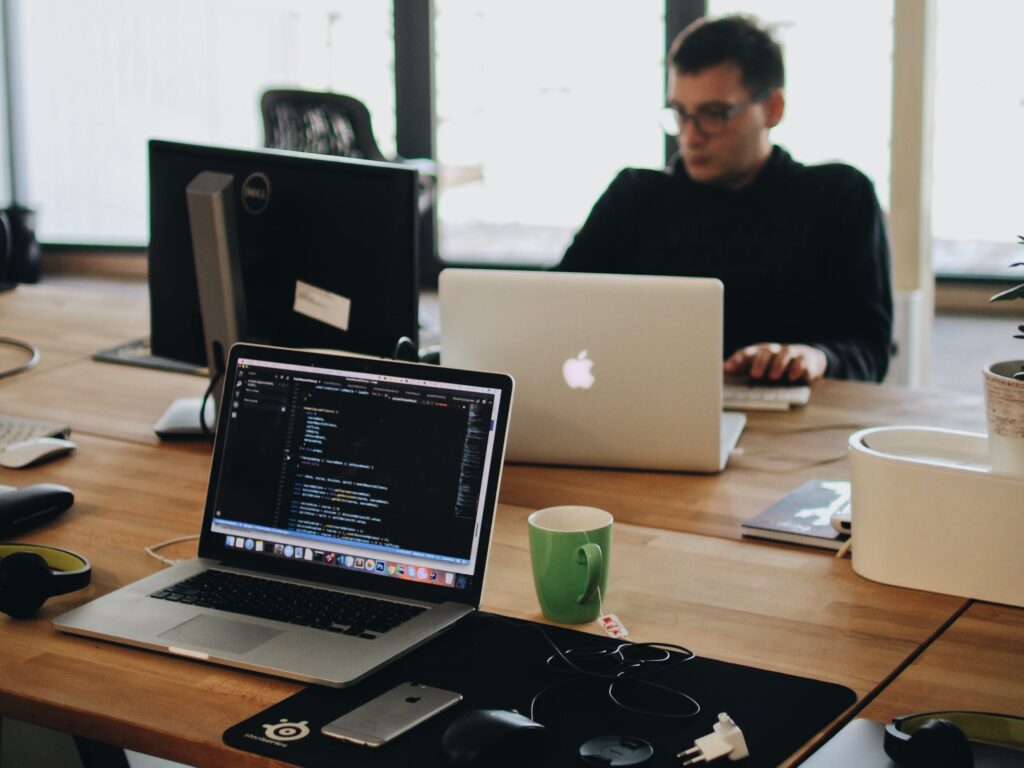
[
  {"x1": 55, "y1": 343, "x2": 514, "y2": 687},
  {"x1": 439, "y1": 269, "x2": 744, "y2": 473}
]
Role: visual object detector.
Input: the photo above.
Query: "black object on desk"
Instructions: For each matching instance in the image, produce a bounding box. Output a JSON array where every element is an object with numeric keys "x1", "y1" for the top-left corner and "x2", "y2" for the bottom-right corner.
[
  {"x1": 441, "y1": 708, "x2": 550, "y2": 767},
  {"x1": 0, "y1": 483, "x2": 74, "y2": 536},
  {"x1": 801, "y1": 718, "x2": 1024, "y2": 767},
  {"x1": 224, "y1": 611, "x2": 856, "y2": 767}
]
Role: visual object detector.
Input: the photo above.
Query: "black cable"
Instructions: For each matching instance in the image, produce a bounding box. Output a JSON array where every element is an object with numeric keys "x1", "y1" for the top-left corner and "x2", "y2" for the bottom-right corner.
[
  {"x1": 481, "y1": 614, "x2": 701, "y2": 723},
  {"x1": 0, "y1": 337, "x2": 40, "y2": 379},
  {"x1": 392, "y1": 335, "x2": 419, "y2": 362},
  {"x1": 198, "y1": 369, "x2": 223, "y2": 437}
]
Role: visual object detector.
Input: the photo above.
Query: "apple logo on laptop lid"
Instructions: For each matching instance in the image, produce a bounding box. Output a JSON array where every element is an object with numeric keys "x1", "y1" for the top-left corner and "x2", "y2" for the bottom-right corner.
[{"x1": 562, "y1": 351, "x2": 595, "y2": 389}]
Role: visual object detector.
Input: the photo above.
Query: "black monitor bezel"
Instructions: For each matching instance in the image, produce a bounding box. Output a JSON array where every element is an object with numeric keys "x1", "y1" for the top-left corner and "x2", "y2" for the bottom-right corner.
[
  {"x1": 197, "y1": 342, "x2": 514, "y2": 608},
  {"x1": 147, "y1": 139, "x2": 419, "y2": 366}
]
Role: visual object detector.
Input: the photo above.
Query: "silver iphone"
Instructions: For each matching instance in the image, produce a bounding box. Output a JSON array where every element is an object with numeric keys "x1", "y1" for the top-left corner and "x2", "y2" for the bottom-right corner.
[{"x1": 321, "y1": 682, "x2": 463, "y2": 747}]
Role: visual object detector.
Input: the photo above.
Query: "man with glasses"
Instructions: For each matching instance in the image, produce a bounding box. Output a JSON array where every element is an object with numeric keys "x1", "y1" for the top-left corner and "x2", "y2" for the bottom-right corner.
[{"x1": 556, "y1": 15, "x2": 892, "y2": 383}]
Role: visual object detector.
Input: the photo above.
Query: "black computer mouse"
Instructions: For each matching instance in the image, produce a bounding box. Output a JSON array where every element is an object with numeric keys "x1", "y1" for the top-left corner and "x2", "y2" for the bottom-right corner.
[{"x1": 440, "y1": 708, "x2": 549, "y2": 767}]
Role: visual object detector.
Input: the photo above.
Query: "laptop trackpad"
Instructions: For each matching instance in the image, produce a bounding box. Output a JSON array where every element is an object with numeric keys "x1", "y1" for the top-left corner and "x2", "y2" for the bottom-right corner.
[{"x1": 159, "y1": 615, "x2": 283, "y2": 655}]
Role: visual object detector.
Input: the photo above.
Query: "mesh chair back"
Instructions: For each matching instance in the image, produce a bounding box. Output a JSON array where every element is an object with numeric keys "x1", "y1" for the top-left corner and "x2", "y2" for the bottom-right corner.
[{"x1": 260, "y1": 89, "x2": 387, "y2": 161}]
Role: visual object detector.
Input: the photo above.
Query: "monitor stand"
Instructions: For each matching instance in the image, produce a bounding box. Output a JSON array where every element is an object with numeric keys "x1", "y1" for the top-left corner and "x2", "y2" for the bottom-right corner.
[
  {"x1": 153, "y1": 397, "x2": 216, "y2": 439},
  {"x1": 153, "y1": 170, "x2": 242, "y2": 441}
]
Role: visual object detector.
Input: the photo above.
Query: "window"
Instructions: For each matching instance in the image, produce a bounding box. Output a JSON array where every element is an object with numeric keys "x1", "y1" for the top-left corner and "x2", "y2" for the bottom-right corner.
[
  {"x1": 931, "y1": 0, "x2": 1024, "y2": 278},
  {"x1": 433, "y1": 1, "x2": 666, "y2": 267},
  {"x1": 8, "y1": 1, "x2": 393, "y2": 245},
  {"x1": 708, "y1": 1, "x2": 894, "y2": 210}
]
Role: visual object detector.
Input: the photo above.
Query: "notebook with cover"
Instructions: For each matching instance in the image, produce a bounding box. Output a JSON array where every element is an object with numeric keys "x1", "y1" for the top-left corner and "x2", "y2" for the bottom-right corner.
[
  {"x1": 741, "y1": 479, "x2": 851, "y2": 551},
  {"x1": 439, "y1": 269, "x2": 745, "y2": 473},
  {"x1": 55, "y1": 343, "x2": 514, "y2": 687}
]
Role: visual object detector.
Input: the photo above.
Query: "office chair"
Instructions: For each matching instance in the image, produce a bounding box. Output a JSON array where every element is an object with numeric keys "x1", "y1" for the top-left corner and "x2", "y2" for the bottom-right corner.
[
  {"x1": 260, "y1": 88, "x2": 435, "y2": 212},
  {"x1": 261, "y1": 89, "x2": 387, "y2": 161}
]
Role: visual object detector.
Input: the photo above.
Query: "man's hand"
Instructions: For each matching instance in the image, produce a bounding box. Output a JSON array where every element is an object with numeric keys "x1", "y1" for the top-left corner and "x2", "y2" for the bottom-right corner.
[{"x1": 723, "y1": 343, "x2": 828, "y2": 384}]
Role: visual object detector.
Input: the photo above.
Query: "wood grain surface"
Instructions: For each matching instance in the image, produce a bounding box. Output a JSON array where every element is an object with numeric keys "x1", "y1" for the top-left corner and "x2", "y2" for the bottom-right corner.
[
  {"x1": 859, "y1": 602, "x2": 1024, "y2": 723},
  {"x1": 0, "y1": 435, "x2": 964, "y2": 766},
  {"x1": 0, "y1": 280, "x2": 1018, "y2": 768}
]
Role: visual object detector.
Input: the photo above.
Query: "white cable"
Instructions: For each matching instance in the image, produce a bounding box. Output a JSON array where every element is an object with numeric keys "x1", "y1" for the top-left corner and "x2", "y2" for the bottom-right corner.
[
  {"x1": 145, "y1": 534, "x2": 200, "y2": 566},
  {"x1": 0, "y1": 337, "x2": 40, "y2": 379}
]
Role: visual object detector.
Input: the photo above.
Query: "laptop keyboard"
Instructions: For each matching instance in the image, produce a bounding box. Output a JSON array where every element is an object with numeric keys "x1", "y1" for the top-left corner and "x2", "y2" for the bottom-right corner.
[{"x1": 149, "y1": 569, "x2": 426, "y2": 639}]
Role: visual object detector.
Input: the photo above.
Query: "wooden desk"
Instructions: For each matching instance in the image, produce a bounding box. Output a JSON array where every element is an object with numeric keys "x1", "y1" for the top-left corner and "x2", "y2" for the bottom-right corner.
[
  {"x1": 0, "y1": 282, "x2": 150, "y2": 373},
  {"x1": 501, "y1": 379, "x2": 987, "y2": 538},
  {"x1": 0, "y1": 358, "x2": 209, "y2": 446},
  {"x1": 859, "y1": 602, "x2": 1024, "y2": 723},
  {"x1": 0, "y1": 439, "x2": 963, "y2": 767},
  {"x1": 0, "y1": 283, "x2": 207, "y2": 446},
  {"x1": 4, "y1": 281, "x2": 990, "y2": 534},
  {"x1": 0, "y1": 281, "x2": 1020, "y2": 767}
]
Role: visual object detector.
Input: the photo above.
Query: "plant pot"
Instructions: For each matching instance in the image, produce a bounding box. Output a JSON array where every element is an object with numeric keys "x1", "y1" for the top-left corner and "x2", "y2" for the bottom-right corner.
[{"x1": 983, "y1": 360, "x2": 1024, "y2": 476}]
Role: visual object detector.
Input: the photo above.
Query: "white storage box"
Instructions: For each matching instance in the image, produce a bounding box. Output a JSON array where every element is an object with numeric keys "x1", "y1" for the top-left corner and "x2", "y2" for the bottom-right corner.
[{"x1": 849, "y1": 426, "x2": 1024, "y2": 607}]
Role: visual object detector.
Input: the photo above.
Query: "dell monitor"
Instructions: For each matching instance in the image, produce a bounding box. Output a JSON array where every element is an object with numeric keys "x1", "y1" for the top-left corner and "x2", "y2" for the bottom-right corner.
[{"x1": 147, "y1": 139, "x2": 419, "y2": 367}]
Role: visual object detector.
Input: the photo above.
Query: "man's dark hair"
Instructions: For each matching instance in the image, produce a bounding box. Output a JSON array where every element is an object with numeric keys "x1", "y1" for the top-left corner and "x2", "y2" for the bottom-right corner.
[{"x1": 668, "y1": 15, "x2": 784, "y2": 94}]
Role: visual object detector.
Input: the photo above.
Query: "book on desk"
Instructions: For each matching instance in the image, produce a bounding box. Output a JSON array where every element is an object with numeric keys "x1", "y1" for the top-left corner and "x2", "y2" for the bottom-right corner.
[{"x1": 741, "y1": 479, "x2": 850, "y2": 551}]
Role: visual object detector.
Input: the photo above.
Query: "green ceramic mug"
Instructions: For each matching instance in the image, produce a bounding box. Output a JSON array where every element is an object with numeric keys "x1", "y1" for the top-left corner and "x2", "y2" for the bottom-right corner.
[{"x1": 528, "y1": 506, "x2": 613, "y2": 624}]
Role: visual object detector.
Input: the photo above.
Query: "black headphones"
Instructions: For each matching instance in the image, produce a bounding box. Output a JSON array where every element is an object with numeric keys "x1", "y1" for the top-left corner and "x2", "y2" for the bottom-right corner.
[
  {"x1": 884, "y1": 711, "x2": 1024, "y2": 767},
  {"x1": 0, "y1": 543, "x2": 91, "y2": 619}
]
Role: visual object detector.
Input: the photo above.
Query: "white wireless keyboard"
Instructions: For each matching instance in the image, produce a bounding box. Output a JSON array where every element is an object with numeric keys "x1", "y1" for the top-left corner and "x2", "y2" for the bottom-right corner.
[
  {"x1": 723, "y1": 381, "x2": 812, "y2": 412},
  {"x1": 0, "y1": 414, "x2": 71, "y2": 449}
]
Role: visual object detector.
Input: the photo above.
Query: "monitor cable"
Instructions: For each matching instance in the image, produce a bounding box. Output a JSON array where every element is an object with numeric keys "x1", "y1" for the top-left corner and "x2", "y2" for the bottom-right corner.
[
  {"x1": 392, "y1": 335, "x2": 419, "y2": 362},
  {"x1": 199, "y1": 342, "x2": 228, "y2": 437},
  {"x1": 198, "y1": 368, "x2": 223, "y2": 437},
  {"x1": 197, "y1": 372, "x2": 220, "y2": 438},
  {"x1": 0, "y1": 337, "x2": 40, "y2": 379}
]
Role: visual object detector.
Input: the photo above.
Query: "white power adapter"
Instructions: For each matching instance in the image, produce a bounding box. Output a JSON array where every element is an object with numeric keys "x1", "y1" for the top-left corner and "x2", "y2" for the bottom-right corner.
[{"x1": 678, "y1": 712, "x2": 749, "y2": 765}]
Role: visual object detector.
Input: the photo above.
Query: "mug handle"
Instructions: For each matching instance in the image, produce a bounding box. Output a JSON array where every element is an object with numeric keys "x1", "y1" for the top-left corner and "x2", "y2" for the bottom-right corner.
[{"x1": 575, "y1": 542, "x2": 603, "y2": 605}]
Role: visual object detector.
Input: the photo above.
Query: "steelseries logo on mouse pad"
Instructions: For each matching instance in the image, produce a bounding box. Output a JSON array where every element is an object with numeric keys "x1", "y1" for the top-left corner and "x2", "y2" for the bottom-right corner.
[
  {"x1": 240, "y1": 172, "x2": 270, "y2": 215},
  {"x1": 261, "y1": 719, "x2": 310, "y2": 742},
  {"x1": 237, "y1": 718, "x2": 311, "y2": 750}
]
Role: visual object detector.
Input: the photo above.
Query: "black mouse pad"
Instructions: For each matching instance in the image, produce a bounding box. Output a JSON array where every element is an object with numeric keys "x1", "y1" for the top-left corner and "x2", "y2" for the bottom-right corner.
[{"x1": 224, "y1": 611, "x2": 856, "y2": 767}]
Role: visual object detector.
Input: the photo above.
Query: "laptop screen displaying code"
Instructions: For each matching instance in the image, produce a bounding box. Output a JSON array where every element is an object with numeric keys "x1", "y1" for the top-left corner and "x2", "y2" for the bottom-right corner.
[{"x1": 209, "y1": 356, "x2": 503, "y2": 589}]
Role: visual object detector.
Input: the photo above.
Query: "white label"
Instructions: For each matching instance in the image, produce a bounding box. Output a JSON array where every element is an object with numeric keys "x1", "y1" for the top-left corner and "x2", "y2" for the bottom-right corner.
[
  {"x1": 293, "y1": 280, "x2": 351, "y2": 332},
  {"x1": 598, "y1": 613, "x2": 628, "y2": 638}
]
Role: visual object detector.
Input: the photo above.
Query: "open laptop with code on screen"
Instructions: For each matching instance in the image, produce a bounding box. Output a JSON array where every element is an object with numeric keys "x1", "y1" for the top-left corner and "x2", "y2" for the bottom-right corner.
[
  {"x1": 440, "y1": 269, "x2": 744, "y2": 473},
  {"x1": 55, "y1": 343, "x2": 514, "y2": 687}
]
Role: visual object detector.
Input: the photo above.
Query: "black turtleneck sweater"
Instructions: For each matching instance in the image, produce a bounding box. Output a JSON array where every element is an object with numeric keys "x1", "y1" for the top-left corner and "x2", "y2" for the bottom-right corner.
[{"x1": 555, "y1": 147, "x2": 893, "y2": 382}]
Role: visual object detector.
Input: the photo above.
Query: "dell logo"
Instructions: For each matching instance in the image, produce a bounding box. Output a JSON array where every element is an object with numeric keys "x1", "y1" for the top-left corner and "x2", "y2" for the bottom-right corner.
[{"x1": 240, "y1": 172, "x2": 271, "y2": 215}]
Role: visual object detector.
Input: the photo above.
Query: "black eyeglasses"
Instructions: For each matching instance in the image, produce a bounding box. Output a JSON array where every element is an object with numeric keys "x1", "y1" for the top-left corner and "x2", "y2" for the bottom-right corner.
[{"x1": 659, "y1": 89, "x2": 772, "y2": 137}]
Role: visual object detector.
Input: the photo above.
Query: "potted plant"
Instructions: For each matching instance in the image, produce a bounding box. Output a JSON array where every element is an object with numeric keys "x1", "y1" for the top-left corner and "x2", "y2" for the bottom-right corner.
[{"x1": 983, "y1": 235, "x2": 1024, "y2": 475}]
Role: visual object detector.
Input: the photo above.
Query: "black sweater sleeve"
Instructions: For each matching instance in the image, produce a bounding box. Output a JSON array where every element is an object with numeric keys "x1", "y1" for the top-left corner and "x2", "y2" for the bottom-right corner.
[
  {"x1": 806, "y1": 169, "x2": 893, "y2": 382},
  {"x1": 555, "y1": 169, "x2": 645, "y2": 274}
]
